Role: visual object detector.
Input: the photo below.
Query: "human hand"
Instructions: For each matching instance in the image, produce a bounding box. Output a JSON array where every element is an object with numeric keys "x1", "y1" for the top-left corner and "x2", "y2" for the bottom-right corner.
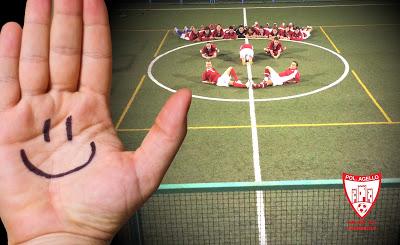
[{"x1": 0, "y1": 0, "x2": 191, "y2": 244}]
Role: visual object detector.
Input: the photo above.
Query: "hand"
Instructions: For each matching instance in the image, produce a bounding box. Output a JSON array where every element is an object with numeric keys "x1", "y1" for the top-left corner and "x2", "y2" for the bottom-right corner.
[{"x1": 0, "y1": 0, "x2": 191, "y2": 244}]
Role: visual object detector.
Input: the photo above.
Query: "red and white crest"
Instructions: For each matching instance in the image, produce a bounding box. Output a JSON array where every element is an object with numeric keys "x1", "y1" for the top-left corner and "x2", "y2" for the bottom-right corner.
[{"x1": 342, "y1": 173, "x2": 382, "y2": 219}]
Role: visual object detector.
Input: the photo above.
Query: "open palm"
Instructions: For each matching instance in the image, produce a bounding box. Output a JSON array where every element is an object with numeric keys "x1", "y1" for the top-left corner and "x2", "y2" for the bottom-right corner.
[{"x1": 0, "y1": 0, "x2": 191, "y2": 243}]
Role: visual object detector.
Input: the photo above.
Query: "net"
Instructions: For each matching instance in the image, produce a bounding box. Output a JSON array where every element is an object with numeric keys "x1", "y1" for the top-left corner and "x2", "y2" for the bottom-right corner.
[{"x1": 132, "y1": 179, "x2": 400, "y2": 244}]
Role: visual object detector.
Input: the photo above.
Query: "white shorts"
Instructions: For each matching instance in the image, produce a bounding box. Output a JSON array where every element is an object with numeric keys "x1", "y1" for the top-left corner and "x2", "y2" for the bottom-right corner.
[
  {"x1": 301, "y1": 30, "x2": 310, "y2": 39},
  {"x1": 265, "y1": 69, "x2": 298, "y2": 86},
  {"x1": 216, "y1": 74, "x2": 230, "y2": 87},
  {"x1": 239, "y1": 48, "x2": 254, "y2": 59}
]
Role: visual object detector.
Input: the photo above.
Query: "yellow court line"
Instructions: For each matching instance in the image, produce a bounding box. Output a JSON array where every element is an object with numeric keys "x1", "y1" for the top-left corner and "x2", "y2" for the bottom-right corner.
[
  {"x1": 117, "y1": 121, "x2": 400, "y2": 132},
  {"x1": 115, "y1": 75, "x2": 146, "y2": 129},
  {"x1": 319, "y1": 26, "x2": 341, "y2": 53},
  {"x1": 153, "y1": 30, "x2": 170, "y2": 57},
  {"x1": 351, "y1": 70, "x2": 393, "y2": 122}
]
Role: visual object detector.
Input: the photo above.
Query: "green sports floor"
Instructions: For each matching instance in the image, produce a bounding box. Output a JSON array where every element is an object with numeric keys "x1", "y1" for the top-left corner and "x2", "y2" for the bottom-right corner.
[{"x1": 108, "y1": 1, "x2": 400, "y2": 184}]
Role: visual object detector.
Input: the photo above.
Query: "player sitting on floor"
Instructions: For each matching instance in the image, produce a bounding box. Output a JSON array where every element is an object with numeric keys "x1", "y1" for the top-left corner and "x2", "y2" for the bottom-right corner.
[
  {"x1": 264, "y1": 37, "x2": 286, "y2": 59},
  {"x1": 252, "y1": 61, "x2": 300, "y2": 88},
  {"x1": 200, "y1": 42, "x2": 219, "y2": 59},
  {"x1": 201, "y1": 61, "x2": 249, "y2": 88},
  {"x1": 239, "y1": 43, "x2": 254, "y2": 65}
]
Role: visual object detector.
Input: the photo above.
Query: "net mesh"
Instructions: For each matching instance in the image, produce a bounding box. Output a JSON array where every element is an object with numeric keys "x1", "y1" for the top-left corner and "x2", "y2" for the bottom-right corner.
[{"x1": 137, "y1": 185, "x2": 400, "y2": 244}]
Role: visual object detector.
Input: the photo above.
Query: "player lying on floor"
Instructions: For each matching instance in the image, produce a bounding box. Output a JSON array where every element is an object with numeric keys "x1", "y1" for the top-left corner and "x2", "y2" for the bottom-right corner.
[
  {"x1": 201, "y1": 61, "x2": 249, "y2": 88},
  {"x1": 252, "y1": 61, "x2": 301, "y2": 88},
  {"x1": 174, "y1": 22, "x2": 312, "y2": 41},
  {"x1": 200, "y1": 42, "x2": 219, "y2": 59}
]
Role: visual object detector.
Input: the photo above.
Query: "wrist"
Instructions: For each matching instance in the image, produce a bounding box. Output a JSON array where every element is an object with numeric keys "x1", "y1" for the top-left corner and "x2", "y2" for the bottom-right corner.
[{"x1": 15, "y1": 233, "x2": 110, "y2": 245}]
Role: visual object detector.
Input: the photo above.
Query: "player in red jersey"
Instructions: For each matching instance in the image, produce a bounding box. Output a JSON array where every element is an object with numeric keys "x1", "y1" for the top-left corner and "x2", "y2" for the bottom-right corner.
[
  {"x1": 252, "y1": 61, "x2": 300, "y2": 88},
  {"x1": 290, "y1": 26, "x2": 304, "y2": 41},
  {"x1": 188, "y1": 27, "x2": 201, "y2": 42},
  {"x1": 201, "y1": 61, "x2": 249, "y2": 88},
  {"x1": 212, "y1": 24, "x2": 225, "y2": 40},
  {"x1": 264, "y1": 37, "x2": 285, "y2": 59},
  {"x1": 200, "y1": 27, "x2": 213, "y2": 41},
  {"x1": 268, "y1": 28, "x2": 279, "y2": 39},
  {"x1": 223, "y1": 26, "x2": 238, "y2": 39},
  {"x1": 239, "y1": 43, "x2": 254, "y2": 65},
  {"x1": 200, "y1": 42, "x2": 219, "y2": 59},
  {"x1": 280, "y1": 26, "x2": 293, "y2": 40}
]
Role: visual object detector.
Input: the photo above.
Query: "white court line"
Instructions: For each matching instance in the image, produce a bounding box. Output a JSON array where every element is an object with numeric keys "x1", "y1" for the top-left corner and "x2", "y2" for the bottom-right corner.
[
  {"x1": 117, "y1": 3, "x2": 393, "y2": 11},
  {"x1": 243, "y1": 7, "x2": 267, "y2": 245}
]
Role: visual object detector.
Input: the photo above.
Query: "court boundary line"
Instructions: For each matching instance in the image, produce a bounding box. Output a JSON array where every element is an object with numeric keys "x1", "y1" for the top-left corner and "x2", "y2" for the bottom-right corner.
[
  {"x1": 319, "y1": 26, "x2": 341, "y2": 53},
  {"x1": 115, "y1": 75, "x2": 146, "y2": 129},
  {"x1": 115, "y1": 30, "x2": 171, "y2": 129},
  {"x1": 351, "y1": 70, "x2": 393, "y2": 122},
  {"x1": 319, "y1": 27, "x2": 393, "y2": 123},
  {"x1": 114, "y1": 3, "x2": 396, "y2": 11},
  {"x1": 154, "y1": 30, "x2": 170, "y2": 57},
  {"x1": 117, "y1": 121, "x2": 400, "y2": 132}
]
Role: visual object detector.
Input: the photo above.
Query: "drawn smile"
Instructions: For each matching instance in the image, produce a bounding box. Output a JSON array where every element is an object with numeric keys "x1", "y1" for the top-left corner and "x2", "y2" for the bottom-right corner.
[{"x1": 20, "y1": 116, "x2": 96, "y2": 179}]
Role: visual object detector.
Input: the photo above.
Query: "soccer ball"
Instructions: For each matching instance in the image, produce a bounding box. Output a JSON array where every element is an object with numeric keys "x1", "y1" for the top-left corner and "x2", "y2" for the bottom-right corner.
[{"x1": 357, "y1": 203, "x2": 367, "y2": 213}]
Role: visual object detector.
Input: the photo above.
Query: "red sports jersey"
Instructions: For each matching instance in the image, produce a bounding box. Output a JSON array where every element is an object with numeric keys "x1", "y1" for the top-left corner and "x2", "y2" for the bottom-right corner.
[
  {"x1": 188, "y1": 31, "x2": 200, "y2": 41},
  {"x1": 290, "y1": 31, "x2": 303, "y2": 41},
  {"x1": 267, "y1": 41, "x2": 283, "y2": 55},
  {"x1": 264, "y1": 67, "x2": 301, "y2": 83},
  {"x1": 262, "y1": 28, "x2": 270, "y2": 37},
  {"x1": 279, "y1": 68, "x2": 301, "y2": 82},
  {"x1": 201, "y1": 44, "x2": 218, "y2": 57},
  {"x1": 212, "y1": 29, "x2": 225, "y2": 38},
  {"x1": 200, "y1": 31, "x2": 213, "y2": 41},
  {"x1": 223, "y1": 31, "x2": 237, "y2": 39},
  {"x1": 240, "y1": 43, "x2": 253, "y2": 50},
  {"x1": 202, "y1": 68, "x2": 221, "y2": 83}
]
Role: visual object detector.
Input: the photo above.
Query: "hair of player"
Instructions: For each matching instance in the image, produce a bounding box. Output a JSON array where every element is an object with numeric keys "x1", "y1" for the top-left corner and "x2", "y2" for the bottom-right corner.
[
  {"x1": 292, "y1": 60, "x2": 299, "y2": 67},
  {"x1": 274, "y1": 36, "x2": 279, "y2": 41}
]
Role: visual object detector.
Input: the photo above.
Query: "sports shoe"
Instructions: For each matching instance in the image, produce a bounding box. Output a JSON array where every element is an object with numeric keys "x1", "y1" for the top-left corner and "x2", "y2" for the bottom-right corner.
[
  {"x1": 174, "y1": 27, "x2": 179, "y2": 34},
  {"x1": 236, "y1": 80, "x2": 243, "y2": 84},
  {"x1": 245, "y1": 80, "x2": 251, "y2": 88}
]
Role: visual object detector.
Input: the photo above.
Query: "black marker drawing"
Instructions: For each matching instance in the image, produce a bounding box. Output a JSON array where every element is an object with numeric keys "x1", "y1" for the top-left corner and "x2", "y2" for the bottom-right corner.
[{"x1": 20, "y1": 116, "x2": 96, "y2": 179}]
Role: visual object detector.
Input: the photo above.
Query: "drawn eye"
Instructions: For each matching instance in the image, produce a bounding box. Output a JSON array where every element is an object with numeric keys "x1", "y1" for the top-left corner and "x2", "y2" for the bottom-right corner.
[
  {"x1": 42, "y1": 116, "x2": 73, "y2": 142},
  {"x1": 21, "y1": 115, "x2": 96, "y2": 179}
]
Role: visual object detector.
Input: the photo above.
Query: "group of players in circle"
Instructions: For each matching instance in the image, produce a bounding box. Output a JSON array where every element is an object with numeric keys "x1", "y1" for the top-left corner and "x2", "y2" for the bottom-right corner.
[{"x1": 175, "y1": 21, "x2": 308, "y2": 89}]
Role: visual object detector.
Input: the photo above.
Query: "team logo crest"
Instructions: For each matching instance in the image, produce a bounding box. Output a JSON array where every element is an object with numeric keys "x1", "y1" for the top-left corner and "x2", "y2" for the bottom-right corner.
[{"x1": 342, "y1": 173, "x2": 382, "y2": 219}]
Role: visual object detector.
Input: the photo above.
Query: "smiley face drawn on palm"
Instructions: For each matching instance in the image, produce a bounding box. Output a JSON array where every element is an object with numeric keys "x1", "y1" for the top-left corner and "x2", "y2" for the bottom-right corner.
[{"x1": 20, "y1": 116, "x2": 96, "y2": 179}]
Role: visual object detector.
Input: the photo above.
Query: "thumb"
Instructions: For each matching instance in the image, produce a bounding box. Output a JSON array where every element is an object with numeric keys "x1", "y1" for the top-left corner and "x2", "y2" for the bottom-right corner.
[{"x1": 131, "y1": 89, "x2": 192, "y2": 199}]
